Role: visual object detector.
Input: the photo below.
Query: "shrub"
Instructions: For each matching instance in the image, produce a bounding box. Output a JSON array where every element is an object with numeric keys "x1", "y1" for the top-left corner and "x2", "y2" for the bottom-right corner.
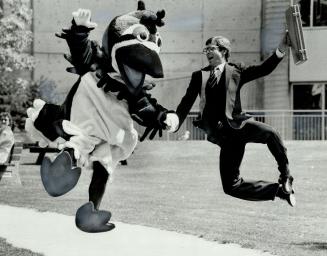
[{"x1": 0, "y1": 0, "x2": 35, "y2": 129}]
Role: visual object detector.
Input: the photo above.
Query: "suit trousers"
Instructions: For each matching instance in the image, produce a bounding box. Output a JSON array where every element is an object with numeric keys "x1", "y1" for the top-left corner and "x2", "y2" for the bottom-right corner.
[{"x1": 218, "y1": 120, "x2": 289, "y2": 201}]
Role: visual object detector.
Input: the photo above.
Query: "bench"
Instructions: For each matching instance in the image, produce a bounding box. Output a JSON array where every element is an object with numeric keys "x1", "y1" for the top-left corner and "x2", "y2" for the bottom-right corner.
[
  {"x1": 0, "y1": 142, "x2": 23, "y2": 184},
  {"x1": 25, "y1": 143, "x2": 128, "y2": 166},
  {"x1": 23, "y1": 143, "x2": 59, "y2": 165}
]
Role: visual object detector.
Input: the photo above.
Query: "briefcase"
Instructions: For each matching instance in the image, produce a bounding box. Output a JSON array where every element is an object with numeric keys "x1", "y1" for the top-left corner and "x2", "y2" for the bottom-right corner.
[{"x1": 285, "y1": 4, "x2": 308, "y2": 65}]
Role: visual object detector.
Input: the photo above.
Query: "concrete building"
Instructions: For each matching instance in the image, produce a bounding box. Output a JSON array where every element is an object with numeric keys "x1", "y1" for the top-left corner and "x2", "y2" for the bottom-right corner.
[
  {"x1": 31, "y1": 0, "x2": 327, "y2": 139},
  {"x1": 33, "y1": 0, "x2": 268, "y2": 109}
]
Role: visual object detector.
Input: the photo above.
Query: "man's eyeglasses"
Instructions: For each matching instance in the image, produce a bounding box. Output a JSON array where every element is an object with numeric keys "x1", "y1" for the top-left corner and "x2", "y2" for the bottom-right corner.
[{"x1": 202, "y1": 46, "x2": 219, "y2": 54}]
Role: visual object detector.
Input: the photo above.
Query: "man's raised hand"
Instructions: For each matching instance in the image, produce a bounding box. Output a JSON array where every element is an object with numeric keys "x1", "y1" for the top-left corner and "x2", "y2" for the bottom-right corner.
[{"x1": 278, "y1": 30, "x2": 292, "y2": 54}]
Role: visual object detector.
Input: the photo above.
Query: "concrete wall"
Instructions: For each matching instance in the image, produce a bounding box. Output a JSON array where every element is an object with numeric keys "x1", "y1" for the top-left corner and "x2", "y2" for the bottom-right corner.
[
  {"x1": 261, "y1": 0, "x2": 292, "y2": 138},
  {"x1": 261, "y1": 0, "x2": 291, "y2": 110},
  {"x1": 32, "y1": 0, "x2": 262, "y2": 110},
  {"x1": 290, "y1": 28, "x2": 327, "y2": 82}
]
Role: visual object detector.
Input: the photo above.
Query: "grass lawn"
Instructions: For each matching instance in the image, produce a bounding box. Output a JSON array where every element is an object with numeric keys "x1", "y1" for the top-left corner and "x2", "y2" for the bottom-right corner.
[{"x1": 0, "y1": 140, "x2": 327, "y2": 256}]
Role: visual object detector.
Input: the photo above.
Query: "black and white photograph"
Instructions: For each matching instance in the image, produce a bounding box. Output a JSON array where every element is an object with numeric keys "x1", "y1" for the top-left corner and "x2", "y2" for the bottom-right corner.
[{"x1": 0, "y1": 0, "x2": 326, "y2": 255}]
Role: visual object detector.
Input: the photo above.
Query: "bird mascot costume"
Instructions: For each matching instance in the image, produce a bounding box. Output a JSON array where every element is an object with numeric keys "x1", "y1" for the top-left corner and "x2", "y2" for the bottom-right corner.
[{"x1": 25, "y1": 1, "x2": 171, "y2": 233}]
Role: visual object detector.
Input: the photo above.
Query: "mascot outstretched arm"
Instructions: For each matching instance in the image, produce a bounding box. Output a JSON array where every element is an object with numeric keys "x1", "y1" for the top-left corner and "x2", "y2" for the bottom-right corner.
[{"x1": 25, "y1": 1, "x2": 172, "y2": 233}]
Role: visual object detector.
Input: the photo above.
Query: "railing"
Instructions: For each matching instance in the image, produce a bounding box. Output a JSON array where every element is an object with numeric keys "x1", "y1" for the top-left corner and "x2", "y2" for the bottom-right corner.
[
  {"x1": 134, "y1": 110, "x2": 327, "y2": 141},
  {"x1": 246, "y1": 110, "x2": 327, "y2": 141}
]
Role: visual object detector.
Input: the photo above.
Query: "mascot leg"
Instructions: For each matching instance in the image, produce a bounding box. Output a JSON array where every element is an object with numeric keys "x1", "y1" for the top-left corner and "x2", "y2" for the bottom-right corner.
[
  {"x1": 26, "y1": 99, "x2": 82, "y2": 197},
  {"x1": 75, "y1": 161, "x2": 115, "y2": 233},
  {"x1": 89, "y1": 161, "x2": 109, "y2": 209}
]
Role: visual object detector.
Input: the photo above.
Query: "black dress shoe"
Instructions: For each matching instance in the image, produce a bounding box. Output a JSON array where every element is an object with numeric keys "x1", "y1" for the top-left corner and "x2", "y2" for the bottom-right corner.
[
  {"x1": 283, "y1": 192, "x2": 296, "y2": 207},
  {"x1": 277, "y1": 185, "x2": 296, "y2": 207},
  {"x1": 278, "y1": 175, "x2": 294, "y2": 194}
]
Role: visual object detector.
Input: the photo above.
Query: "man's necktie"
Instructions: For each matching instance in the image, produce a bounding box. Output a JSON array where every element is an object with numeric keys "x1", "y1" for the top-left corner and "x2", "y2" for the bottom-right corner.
[{"x1": 207, "y1": 68, "x2": 222, "y2": 88}]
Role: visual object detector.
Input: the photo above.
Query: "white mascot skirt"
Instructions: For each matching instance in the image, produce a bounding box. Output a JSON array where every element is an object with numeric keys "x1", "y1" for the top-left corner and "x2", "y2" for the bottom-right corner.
[{"x1": 70, "y1": 73, "x2": 138, "y2": 175}]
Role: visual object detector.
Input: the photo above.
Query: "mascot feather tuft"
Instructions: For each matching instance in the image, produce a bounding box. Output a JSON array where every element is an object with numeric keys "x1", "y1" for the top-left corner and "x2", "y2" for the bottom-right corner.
[{"x1": 26, "y1": 1, "x2": 169, "y2": 233}]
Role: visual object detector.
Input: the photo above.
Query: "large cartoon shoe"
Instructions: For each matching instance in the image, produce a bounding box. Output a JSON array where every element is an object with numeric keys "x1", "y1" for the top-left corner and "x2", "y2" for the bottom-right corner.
[
  {"x1": 75, "y1": 202, "x2": 115, "y2": 233},
  {"x1": 41, "y1": 150, "x2": 81, "y2": 197}
]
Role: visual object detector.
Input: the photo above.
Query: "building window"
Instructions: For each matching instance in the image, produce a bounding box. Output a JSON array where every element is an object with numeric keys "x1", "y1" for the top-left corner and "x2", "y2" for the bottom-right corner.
[
  {"x1": 292, "y1": 83, "x2": 327, "y2": 140},
  {"x1": 293, "y1": 83, "x2": 326, "y2": 109},
  {"x1": 298, "y1": 0, "x2": 327, "y2": 27}
]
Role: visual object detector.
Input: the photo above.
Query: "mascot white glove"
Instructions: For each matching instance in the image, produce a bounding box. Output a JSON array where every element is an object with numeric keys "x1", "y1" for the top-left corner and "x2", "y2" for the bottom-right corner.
[
  {"x1": 72, "y1": 9, "x2": 98, "y2": 29},
  {"x1": 164, "y1": 113, "x2": 179, "y2": 133}
]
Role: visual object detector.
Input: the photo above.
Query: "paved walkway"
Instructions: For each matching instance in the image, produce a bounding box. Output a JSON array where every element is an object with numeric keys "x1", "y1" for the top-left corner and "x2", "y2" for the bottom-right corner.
[{"x1": 0, "y1": 205, "x2": 275, "y2": 256}]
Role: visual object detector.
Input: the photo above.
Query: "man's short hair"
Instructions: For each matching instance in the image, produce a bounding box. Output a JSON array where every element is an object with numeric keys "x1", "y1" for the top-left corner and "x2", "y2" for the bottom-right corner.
[{"x1": 205, "y1": 36, "x2": 231, "y2": 60}]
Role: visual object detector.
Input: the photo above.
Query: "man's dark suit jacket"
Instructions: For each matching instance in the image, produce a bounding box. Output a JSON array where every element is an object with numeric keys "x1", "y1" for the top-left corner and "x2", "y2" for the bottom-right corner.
[{"x1": 175, "y1": 52, "x2": 283, "y2": 132}]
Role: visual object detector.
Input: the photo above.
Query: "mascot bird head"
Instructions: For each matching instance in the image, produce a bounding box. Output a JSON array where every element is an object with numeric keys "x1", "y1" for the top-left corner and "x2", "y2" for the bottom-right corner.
[{"x1": 102, "y1": 1, "x2": 165, "y2": 95}]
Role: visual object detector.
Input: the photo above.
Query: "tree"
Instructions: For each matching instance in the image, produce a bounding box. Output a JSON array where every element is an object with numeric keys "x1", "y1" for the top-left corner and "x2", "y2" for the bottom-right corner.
[{"x1": 0, "y1": 0, "x2": 35, "y2": 129}]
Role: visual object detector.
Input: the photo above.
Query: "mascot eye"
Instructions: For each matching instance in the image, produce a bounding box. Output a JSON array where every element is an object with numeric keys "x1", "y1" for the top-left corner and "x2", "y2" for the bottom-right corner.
[
  {"x1": 132, "y1": 26, "x2": 150, "y2": 42},
  {"x1": 136, "y1": 31, "x2": 149, "y2": 41}
]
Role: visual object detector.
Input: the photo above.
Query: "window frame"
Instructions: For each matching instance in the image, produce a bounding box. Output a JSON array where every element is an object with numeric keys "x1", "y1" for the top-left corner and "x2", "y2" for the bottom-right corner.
[{"x1": 296, "y1": 0, "x2": 327, "y2": 28}]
